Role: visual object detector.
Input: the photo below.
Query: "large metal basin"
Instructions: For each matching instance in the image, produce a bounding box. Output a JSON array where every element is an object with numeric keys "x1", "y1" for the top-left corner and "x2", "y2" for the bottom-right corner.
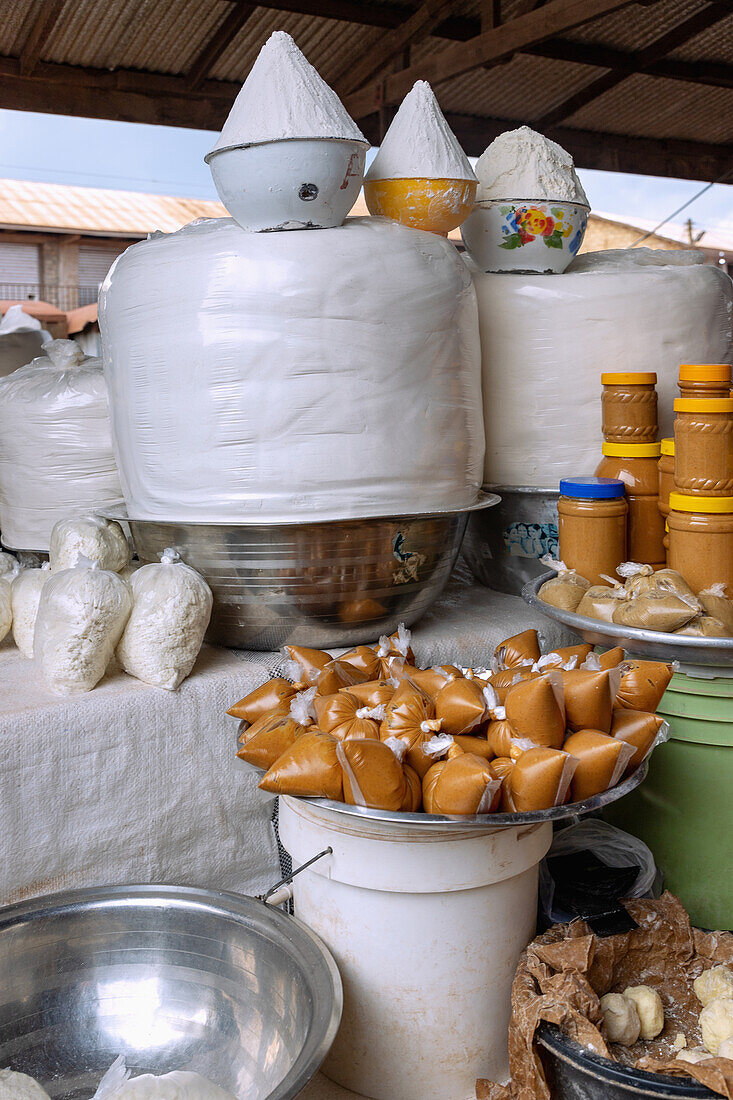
[
  {"x1": 0, "y1": 885, "x2": 342, "y2": 1099},
  {"x1": 462, "y1": 485, "x2": 559, "y2": 595},
  {"x1": 103, "y1": 494, "x2": 499, "y2": 651}
]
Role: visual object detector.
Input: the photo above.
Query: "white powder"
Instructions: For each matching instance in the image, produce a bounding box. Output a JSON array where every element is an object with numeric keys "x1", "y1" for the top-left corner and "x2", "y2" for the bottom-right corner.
[
  {"x1": 475, "y1": 125, "x2": 588, "y2": 204},
  {"x1": 366, "y1": 81, "x2": 476, "y2": 181},
  {"x1": 207, "y1": 31, "x2": 367, "y2": 154}
]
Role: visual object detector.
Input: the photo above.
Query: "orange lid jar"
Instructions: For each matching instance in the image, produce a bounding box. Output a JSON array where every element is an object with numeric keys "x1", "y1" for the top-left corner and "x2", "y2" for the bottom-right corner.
[
  {"x1": 601, "y1": 372, "x2": 658, "y2": 444},
  {"x1": 674, "y1": 397, "x2": 733, "y2": 496},
  {"x1": 667, "y1": 493, "x2": 733, "y2": 594},
  {"x1": 678, "y1": 363, "x2": 732, "y2": 400},
  {"x1": 658, "y1": 438, "x2": 675, "y2": 520},
  {"x1": 595, "y1": 442, "x2": 665, "y2": 569},
  {"x1": 558, "y1": 477, "x2": 627, "y2": 586}
]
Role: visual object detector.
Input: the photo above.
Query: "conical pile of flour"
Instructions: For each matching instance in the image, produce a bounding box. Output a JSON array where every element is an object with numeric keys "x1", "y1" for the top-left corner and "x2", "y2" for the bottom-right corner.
[
  {"x1": 366, "y1": 81, "x2": 476, "y2": 181},
  {"x1": 475, "y1": 125, "x2": 588, "y2": 204},
  {"x1": 207, "y1": 31, "x2": 367, "y2": 156}
]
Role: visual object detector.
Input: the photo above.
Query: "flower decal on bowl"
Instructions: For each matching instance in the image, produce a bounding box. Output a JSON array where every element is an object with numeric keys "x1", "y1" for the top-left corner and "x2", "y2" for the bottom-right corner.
[{"x1": 498, "y1": 203, "x2": 585, "y2": 252}]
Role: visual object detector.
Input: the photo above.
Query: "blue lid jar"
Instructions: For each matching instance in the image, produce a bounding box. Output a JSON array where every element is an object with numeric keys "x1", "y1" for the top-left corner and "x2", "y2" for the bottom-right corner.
[{"x1": 559, "y1": 476, "x2": 625, "y2": 499}]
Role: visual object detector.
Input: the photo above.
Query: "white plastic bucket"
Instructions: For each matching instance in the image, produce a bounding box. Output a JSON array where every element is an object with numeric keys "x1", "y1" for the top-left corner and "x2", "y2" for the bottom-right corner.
[{"x1": 278, "y1": 796, "x2": 552, "y2": 1100}]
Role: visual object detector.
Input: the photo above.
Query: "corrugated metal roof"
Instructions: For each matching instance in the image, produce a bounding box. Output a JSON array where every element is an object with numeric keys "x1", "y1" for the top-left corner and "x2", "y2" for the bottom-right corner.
[{"x1": 0, "y1": 179, "x2": 226, "y2": 236}]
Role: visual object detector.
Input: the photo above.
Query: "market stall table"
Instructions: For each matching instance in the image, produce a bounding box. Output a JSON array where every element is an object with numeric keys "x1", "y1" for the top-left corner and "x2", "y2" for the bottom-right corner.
[{"x1": 0, "y1": 562, "x2": 575, "y2": 907}]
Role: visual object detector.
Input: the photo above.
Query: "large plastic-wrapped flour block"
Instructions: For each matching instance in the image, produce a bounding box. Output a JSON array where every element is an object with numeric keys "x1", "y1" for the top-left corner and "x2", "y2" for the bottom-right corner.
[
  {"x1": 100, "y1": 216, "x2": 484, "y2": 521},
  {"x1": 0, "y1": 340, "x2": 123, "y2": 550},
  {"x1": 469, "y1": 249, "x2": 733, "y2": 488}
]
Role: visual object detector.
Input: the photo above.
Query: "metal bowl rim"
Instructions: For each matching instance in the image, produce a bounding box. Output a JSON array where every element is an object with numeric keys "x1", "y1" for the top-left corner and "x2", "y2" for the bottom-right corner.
[
  {"x1": 523, "y1": 570, "x2": 733, "y2": 668},
  {"x1": 0, "y1": 883, "x2": 343, "y2": 1100},
  {"x1": 98, "y1": 491, "x2": 501, "y2": 529},
  {"x1": 537, "y1": 1023, "x2": 716, "y2": 1098},
  {"x1": 247, "y1": 761, "x2": 647, "y2": 831}
]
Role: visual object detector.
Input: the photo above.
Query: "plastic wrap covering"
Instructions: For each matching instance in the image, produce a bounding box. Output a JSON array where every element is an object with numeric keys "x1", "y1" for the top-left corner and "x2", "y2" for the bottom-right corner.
[
  {"x1": 0, "y1": 340, "x2": 123, "y2": 550},
  {"x1": 469, "y1": 249, "x2": 733, "y2": 488},
  {"x1": 100, "y1": 216, "x2": 484, "y2": 521}
]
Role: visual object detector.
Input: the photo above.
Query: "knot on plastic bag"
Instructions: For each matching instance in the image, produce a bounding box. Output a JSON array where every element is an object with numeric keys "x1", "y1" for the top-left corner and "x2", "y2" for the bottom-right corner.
[
  {"x1": 289, "y1": 686, "x2": 318, "y2": 725},
  {"x1": 93, "y1": 1055, "x2": 131, "y2": 1098},
  {"x1": 421, "y1": 732, "x2": 454, "y2": 759},
  {"x1": 617, "y1": 561, "x2": 654, "y2": 580},
  {"x1": 44, "y1": 338, "x2": 85, "y2": 371},
  {"x1": 356, "y1": 704, "x2": 387, "y2": 721},
  {"x1": 160, "y1": 547, "x2": 181, "y2": 565},
  {"x1": 376, "y1": 635, "x2": 391, "y2": 658},
  {"x1": 482, "y1": 683, "x2": 501, "y2": 714},
  {"x1": 384, "y1": 736, "x2": 409, "y2": 763},
  {"x1": 420, "y1": 718, "x2": 443, "y2": 735},
  {"x1": 534, "y1": 653, "x2": 563, "y2": 671},
  {"x1": 700, "y1": 581, "x2": 728, "y2": 597},
  {"x1": 393, "y1": 623, "x2": 412, "y2": 657},
  {"x1": 581, "y1": 652, "x2": 602, "y2": 671},
  {"x1": 541, "y1": 555, "x2": 569, "y2": 574}
]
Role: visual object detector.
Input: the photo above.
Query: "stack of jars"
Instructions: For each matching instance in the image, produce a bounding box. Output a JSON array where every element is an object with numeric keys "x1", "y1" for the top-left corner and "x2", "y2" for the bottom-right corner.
[{"x1": 666, "y1": 363, "x2": 733, "y2": 593}]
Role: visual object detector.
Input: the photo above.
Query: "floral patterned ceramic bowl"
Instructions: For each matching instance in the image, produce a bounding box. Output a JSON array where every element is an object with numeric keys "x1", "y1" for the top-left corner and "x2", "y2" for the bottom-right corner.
[{"x1": 460, "y1": 198, "x2": 589, "y2": 273}]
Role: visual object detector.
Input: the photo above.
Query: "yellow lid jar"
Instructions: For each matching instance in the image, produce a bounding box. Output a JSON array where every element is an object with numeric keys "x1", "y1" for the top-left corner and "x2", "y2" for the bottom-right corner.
[
  {"x1": 678, "y1": 363, "x2": 732, "y2": 401},
  {"x1": 595, "y1": 441, "x2": 665, "y2": 569},
  {"x1": 601, "y1": 372, "x2": 658, "y2": 444},
  {"x1": 658, "y1": 438, "x2": 675, "y2": 520},
  {"x1": 674, "y1": 397, "x2": 733, "y2": 496},
  {"x1": 667, "y1": 493, "x2": 733, "y2": 594}
]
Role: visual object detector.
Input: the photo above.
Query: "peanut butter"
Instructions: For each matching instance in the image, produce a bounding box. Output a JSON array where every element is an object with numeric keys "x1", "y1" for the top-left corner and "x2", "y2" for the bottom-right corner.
[
  {"x1": 259, "y1": 731, "x2": 343, "y2": 801},
  {"x1": 338, "y1": 738, "x2": 409, "y2": 811},
  {"x1": 667, "y1": 492, "x2": 733, "y2": 594},
  {"x1": 658, "y1": 438, "x2": 675, "y2": 521},
  {"x1": 510, "y1": 747, "x2": 576, "y2": 812},
  {"x1": 615, "y1": 660, "x2": 673, "y2": 712},
  {"x1": 602, "y1": 371, "x2": 658, "y2": 443},
  {"x1": 505, "y1": 672, "x2": 565, "y2": 749},
  {"x1": 558, "y1": 477, "x2": 628, "y2": 586},
  {"x1": 423, "y1": 751, "x2": 500, "y2": 815},
  {"x1": 678, "y1": 363, "x2": 732, "y2": 401},
  {"x1": 673, "y1": 397, "x2": 733, "y2": 496},
  {"x1": 227, "y1": 677, "x2": 296, "y2": 722},
  {"x1": 564, "y1": 729, "x2": 635, "y2": 801},
  {"x1": 611, "y1": 709, "x2": 666, "y2": 771},
  {"x1": 561, "y1": 668, "x2": 620, "y2": 733},
  {"x1": 596, "y1": 443, "x2": 665, "y2": 568},
  {"x1": 236, "y1": 712, "x2": 308, "y2": 770},
  {"x1": 495, "y1": 629, "x2": 541, "y2": 669},
  {"x1": 435, "y1": 677, "x2": 487, "y2": 735}
]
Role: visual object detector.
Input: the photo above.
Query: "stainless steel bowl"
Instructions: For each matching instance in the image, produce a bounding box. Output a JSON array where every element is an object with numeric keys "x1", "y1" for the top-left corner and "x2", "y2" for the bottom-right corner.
[
  {"x1": 0, "y1": 885, "x2": 342, "y2": 1099},
  {"x1": 462, "y1": 485, "x2": 559, "y2": 596},
  {"x1": 101, "y1": 494, "x2": 499, "y2": 651}
]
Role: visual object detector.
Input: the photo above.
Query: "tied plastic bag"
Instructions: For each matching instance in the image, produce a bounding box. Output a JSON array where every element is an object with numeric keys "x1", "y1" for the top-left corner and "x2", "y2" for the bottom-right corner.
[
  {"x1": 338, "y1": 644, "x2": 382, "y2": 680},
  {"x1": 494, "y1": 629, "x2": 541, "y2": 671},
  {"x1": 505, "y1": 672, "x2": 565, "y2": 749},
  {"x1": 562, "y1": 668, "x2": 623, "y2": 734},
  {"x1": 676, "y1": 616, "x2": 728, "y2": 637},
  {"x1": 618, "y1": 561, "x2": 698, "y2": 603},
  {"x1": 698, "y1": 584, "x2": 733, "y2": 635},
  {"x1": 116, "y1": 549, "x2": 213, "y2": 690},
  {"x1": 34, "y1": 558, "x2": 132, "y2": 694},
  {"x1": 613, "y1": 590, "x2": 699, "y2": 633},
  {"x1": 280, "y1": 644, "x2": 332, "y2": 684},
  {"x1": 11, "y1": 562, "x2": 51, "y2": 658},
  {"x1": 314, "y1": 691, "x2": 384, "y2": 740},
  {"x1": 341, "y1": 679, "x2": 396, "y2": 707},
  {"x1": 405, "y1": 664, "x2": 462, "y2": 699},
  {"x1": 616, "y1": 660, "x2": 673, "y2": 712},
  {"x1": 487, "y1": 666, "x2": 537, "y2": 704},
  {"x1": 0, "y1": 576, "x2": 12, "y2": 646},
  {"x1": 316, "y1": 658, "x2": 367, "y2": 695},
  {"x1": 259, "y1": 731, "x2": 343, "y2": 801},
  {"x1": 611, "y1": 710, "x2": 669, "y2": 771},
  {"x1": 546, "y1": 644, "x2": 594, "y2": 667},
  {"x1": 510, "y1": 746, "x2": 578, "y2": 812},
  {"x1": 577, "y1": 584, "x2": 628, "y2": 622},
  {"x1": 538, "y1": 820, "x2": 656, "y2": 926},
  {"x1": 236, "y1": 711, "x2": 310, "y2": 769},
  {"x1": 337, "y1": 738, "x2": 411, "y2": 811},
  {"x1": 422, "y1": 744, "x2": 501, "y2": 815},
  {"x1": 597, "y1": 646, "x2": 626, "y2": 670},
  {"x1": 563, "y1": 729, "x2": 636, "y2": 801},
  {"x1": 380, "y1": 680, "x2": 443, "y2": 778},
  {"x1": 538, "y1": 559, "x2": 591, "y2": 612},
  {"x1": 376, "y1": 623, "x2": 415, "y2": 667},
  {"x1": 50, "y1": 515, "x2": 130, "y2": 573},
  {"x1": 227, "y1": 677, "x2": 297, "y2": 722},
  {"x1": 434, "y1": 676, "x2": 487, "y2": 734}
]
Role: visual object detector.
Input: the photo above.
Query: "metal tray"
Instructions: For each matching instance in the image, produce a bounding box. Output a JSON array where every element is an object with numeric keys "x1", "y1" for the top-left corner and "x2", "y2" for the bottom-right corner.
[
  {"x1": 523, "y1": 571, "x2": 733, "y2": 670},
  {"x1": 248, "y1": 760, "x2": 648, "y2": 832}
]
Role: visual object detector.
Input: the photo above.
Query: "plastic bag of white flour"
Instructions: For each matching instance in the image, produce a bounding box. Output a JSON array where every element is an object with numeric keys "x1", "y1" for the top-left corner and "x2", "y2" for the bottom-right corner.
[
  {"x1": 11, "y1": 563, "x2": 51, "y2": 658},
  {"x1": 0, "y1": 577, "x2": 12, "y2": 645},
  {"x1": 116, "y1": 549, "x2": 213, "y2": 690},
  {"x1": 50, "y1": 514, "x2": 130, "y2": 573},
  {"x1": 34, "y1": 558, "x2": 132, "y2": 694}
]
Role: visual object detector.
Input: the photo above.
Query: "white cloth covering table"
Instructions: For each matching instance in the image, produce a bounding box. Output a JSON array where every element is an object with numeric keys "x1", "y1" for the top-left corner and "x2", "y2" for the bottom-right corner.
[{"x1": 0, "y1": 562, "x2": 573, "y2": 907}]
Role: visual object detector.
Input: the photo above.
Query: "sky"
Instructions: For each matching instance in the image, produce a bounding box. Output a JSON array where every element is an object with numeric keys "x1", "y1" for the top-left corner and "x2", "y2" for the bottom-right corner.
[{"x1": 1, "y1": 107, "x2": 731, "y2": 242}]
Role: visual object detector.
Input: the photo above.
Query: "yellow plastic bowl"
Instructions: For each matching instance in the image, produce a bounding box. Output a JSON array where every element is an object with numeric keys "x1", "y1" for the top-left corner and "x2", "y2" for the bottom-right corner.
[{"x1": 364, "y1": 177, "x2": 477, "y2": 235}]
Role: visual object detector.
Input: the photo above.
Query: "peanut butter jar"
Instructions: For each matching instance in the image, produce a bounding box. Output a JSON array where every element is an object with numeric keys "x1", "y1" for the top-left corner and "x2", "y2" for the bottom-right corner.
[
  {"x1": 658, "y1": 438, "x2": 675, "y2": 521},
  {"x1": 667, "y1": 492, "x2": 733, "y2": 594},
  {"x1": 674, "y1": 397, "x2": 733, "y2": 496},
  {"x1": 678, "y1": 363, "x2": 732, "y2": 400},
  {"x1": 596, "y1": 442, "x2": 665, "y2": 569},
  {"x1": 602, "y1": 372, "x2": 658, "y2": 444},
  {"x1": 558, "y1": 477, "x2": 627, "y2": 586}
]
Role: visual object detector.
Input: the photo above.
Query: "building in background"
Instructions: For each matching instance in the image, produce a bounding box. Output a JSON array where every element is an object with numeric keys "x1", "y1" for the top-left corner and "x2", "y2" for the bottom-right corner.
[{"x1": 0, "y1": 180, "x2": 730, "y2": 331}]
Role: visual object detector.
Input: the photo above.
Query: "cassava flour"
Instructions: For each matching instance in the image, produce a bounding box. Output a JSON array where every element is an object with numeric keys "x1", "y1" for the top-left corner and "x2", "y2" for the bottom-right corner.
[
  {"x1": 116, "y1": 549, "x2": 213, "y2": 690},
  {"x1": 11, "y1": 563, "x2": 51, "y2": 658},
  {"x1": 366, "y1": 80, "x2": 476, "y2": 181},
  {"x1": 34, "y1": 560, "x2": 132, "y2": 694},
  {"x1": 50, "y1": 515, "x2": 130, "y2": 573},
  {"x1": 475, "y1": 125, "x2": 588, "y2": 204},
  {"x1": 207, "y1": 31, "x2": 366, "y2": 155}
]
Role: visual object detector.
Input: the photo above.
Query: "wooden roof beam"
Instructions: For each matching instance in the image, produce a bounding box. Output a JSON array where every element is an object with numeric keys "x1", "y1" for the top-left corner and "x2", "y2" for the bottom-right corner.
[
  {"x1": 526, "y1": 39, "x2": 733, "y2": 90},
  {"x1": 19, "y1": 0, "x2": 65, "y2": 77},
  {"x1": 187, "y1": 3, "x2": 256, "y2": 90},
  {"x1": 344, "y1": 0, "x2": 643, "y2": 119},
  {"x1": 536, "y1": 0, "x2": 733, "y2": 129},
  {"x1": 334, "y1": 0, "x2": 462, "y2": 95}
]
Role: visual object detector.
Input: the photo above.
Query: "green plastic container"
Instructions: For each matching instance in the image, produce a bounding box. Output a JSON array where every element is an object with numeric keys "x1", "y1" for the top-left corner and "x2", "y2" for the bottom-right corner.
[{"x1": 605, "y1": 672, "x2": 733, "y2": 931}]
